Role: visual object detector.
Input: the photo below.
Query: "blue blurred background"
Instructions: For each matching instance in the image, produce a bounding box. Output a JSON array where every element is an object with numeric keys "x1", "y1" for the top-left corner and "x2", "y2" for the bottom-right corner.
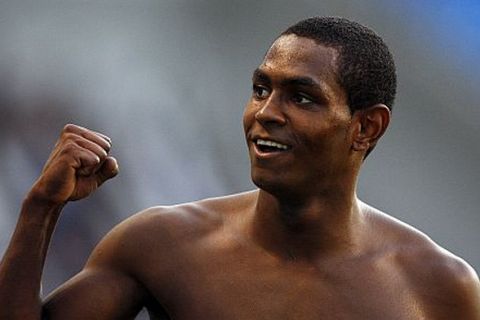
[{"x1": 1, "y1": 1, "x2": 479, "y2": 317}]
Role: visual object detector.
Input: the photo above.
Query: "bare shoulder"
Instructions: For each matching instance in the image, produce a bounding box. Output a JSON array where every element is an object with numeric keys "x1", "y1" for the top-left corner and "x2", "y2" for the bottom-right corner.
[
  {"x1": 43, "y1": 191, "x2": 258, "y2": 317},
  {"x1": 124, "y1": 189, "x2": 257, "y2": 235},
  {"x1": 90, "y1": 190, "x2": 258, "y2": 265},
  {"x1": 361, "y1": 202, "x2": 480, "y2": 318}
]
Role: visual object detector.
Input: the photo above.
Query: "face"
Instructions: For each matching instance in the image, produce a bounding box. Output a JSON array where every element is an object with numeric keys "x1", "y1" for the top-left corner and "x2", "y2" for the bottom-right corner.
[{"x1": 243, "y1": 34, "x2": 356, "y2": 199}]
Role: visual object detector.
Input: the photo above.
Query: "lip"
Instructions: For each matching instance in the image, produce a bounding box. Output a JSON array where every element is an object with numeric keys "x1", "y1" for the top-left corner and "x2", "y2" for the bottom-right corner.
[
  {"x1": 251, "y1": 136, "x2": 292, "y2": 159},
  {"x1": 251, "y1": 135, "x2": 292, "y2": 148}
]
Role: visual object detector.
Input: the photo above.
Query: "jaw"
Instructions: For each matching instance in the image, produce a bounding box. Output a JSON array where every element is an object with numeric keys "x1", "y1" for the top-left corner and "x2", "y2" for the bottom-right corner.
[
  {"x1": 249, "y1": 146, "x2": 357, "y2": 205},
  {"x1": 249, "y1": 155, "x2": 311, "y2": 203}
]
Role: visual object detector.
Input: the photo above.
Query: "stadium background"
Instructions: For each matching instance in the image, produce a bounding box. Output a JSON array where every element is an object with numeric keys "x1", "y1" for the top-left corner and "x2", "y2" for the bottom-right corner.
[{"x1": 1, "y1": 1, "x2": 479, "y2": 317}]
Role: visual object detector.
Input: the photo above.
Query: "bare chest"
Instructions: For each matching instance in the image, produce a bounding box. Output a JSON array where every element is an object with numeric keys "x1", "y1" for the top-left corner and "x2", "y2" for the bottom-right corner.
[{"x1": 141, "y1": 238, "x2": 425, "y2": 319}]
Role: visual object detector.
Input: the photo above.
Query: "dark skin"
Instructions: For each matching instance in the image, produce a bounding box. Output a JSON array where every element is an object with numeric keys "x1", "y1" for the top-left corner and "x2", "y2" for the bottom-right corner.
[{"x1": 0, "y1": 34, "x2": 479, "y2": 319}]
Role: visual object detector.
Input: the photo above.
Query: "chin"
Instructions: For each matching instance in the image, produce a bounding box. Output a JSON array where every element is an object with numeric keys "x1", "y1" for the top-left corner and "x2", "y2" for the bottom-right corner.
[
  {"x1": 251, "y1": 171, "x2": 297, "y2": 200},
  {"x1": 252, "y1": 171, "x2": 275, "y2": 190}
]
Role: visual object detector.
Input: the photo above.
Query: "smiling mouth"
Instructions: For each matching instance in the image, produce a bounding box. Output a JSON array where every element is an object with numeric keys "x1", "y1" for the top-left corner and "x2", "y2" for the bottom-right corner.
[{"x1": 255, "y1": 138, "x2": 291, "y2": 153}]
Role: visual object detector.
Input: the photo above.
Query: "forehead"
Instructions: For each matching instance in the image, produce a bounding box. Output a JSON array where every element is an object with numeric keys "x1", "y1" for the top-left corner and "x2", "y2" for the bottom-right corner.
[{"x1": 260, "y1": 34, "x2": 342, "y2": 94}]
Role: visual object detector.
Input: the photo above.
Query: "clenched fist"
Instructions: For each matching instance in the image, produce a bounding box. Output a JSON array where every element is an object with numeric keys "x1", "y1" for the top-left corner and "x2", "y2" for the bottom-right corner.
[{"x1": 29, "y1": 124, "x2": 119, "y2": 205}]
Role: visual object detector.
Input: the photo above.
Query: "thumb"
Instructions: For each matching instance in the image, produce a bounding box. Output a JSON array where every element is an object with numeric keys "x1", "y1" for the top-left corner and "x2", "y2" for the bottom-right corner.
[{"x1": 96, "y1": 156, "x2": 119, "y2": 186}]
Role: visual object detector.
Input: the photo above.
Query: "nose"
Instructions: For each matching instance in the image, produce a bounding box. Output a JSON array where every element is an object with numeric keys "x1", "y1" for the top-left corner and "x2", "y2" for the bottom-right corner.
[{"x1": 254, "y1": 94, "x2": 287, "y2": 127}]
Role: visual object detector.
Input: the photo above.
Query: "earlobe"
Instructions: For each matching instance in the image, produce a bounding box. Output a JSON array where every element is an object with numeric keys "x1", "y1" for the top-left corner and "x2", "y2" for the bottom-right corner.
[{"x1": 351, "y1": 104, "x2": 391, "y2": 152}]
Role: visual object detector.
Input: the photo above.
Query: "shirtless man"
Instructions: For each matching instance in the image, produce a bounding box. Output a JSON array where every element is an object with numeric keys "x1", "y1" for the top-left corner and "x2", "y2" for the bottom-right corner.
[{"x1": 1, "y1": 16, "x2": 479, "y2": 319}]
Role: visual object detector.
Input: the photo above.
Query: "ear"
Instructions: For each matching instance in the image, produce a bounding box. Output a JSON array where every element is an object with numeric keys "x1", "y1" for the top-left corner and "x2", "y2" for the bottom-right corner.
[{"x1": 350, "y1": 104, "x2": 391, "y2": 153}]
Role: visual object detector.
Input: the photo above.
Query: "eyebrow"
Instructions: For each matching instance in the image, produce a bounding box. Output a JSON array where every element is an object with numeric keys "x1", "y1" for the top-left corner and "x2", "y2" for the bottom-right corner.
[
  {"x1": 252, "y1": 68, "x2": 270, "y2": 84},
  {"x1": 252, "y1": 68, "x2": 322, "y2": 90}
]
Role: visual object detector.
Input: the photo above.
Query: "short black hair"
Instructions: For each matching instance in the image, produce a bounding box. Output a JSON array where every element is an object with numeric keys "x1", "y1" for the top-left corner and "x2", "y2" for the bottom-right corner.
[{"x1": 281, "y1": 16, "x2": 397, "y2": 113}]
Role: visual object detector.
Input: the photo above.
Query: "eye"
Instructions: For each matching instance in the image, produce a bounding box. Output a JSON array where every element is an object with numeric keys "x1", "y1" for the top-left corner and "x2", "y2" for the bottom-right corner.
[
  {"x1": 252, "y1": 84, "x2": 270, "y2": 99},
  {"x1": 292, "y1": 93, "x2": 314, "y2": 105}
]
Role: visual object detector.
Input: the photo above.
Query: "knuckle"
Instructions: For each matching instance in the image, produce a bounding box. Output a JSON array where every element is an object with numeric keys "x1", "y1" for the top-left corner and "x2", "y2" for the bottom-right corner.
[
  {"x1": 63, "y1": 123, "x2": 78, "y2": 133},
  {"x1": 61, "y1": 131, "x2": 74, "y2": 140},
  {"x1": 60, "y1": 131, "x2": 80, "y2": 145},
  {"x1": 60, "y1": 141, "x2": 78, "y2": 154},
  {"x1": 60, "y1": 132, "x2": 79, "y2": 149}
]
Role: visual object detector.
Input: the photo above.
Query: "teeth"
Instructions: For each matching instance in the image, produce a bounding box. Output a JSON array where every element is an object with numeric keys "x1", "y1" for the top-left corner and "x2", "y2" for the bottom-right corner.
[{"x1": 256, "y1": 139, "x2": 289, "y2": 150}]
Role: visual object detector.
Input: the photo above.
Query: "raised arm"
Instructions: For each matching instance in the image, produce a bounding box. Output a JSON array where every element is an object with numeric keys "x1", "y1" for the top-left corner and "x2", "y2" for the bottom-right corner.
[
  {"x1": 42, "y1": 215, "x2": 148, "y2": 319},
  {"x1": 0, "y1": 124, "x2": 139, "y2": 319}
]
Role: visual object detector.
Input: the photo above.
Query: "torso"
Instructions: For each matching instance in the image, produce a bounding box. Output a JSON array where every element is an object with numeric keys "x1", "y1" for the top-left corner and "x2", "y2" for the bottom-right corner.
[{"x1": 126, "y1": 191, "x2": 453, "y2": 319}]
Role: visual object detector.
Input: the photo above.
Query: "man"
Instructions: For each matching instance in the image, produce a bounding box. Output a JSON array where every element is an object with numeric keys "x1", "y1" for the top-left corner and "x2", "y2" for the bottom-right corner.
[{"x1": 0, "y1": 16, "x2": 479, "y2": 319}]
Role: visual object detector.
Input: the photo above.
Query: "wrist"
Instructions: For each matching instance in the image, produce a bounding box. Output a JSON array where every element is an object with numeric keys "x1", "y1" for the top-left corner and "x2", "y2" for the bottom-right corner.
[
  {"x1": 22, "y1": 192, "x2": 65, "y2": 221},
  {"x1": 25, "y1": 181, "x2": 68, "y2": 207}
]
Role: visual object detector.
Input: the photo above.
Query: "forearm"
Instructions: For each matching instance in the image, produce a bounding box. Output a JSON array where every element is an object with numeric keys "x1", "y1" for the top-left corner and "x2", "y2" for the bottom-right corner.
[
  {"x1": 0, "y1": 196, "x2": 63, "y2": 319},
  {"x1": 0, "y1": 124, "x2": 118, "y2": 318}
]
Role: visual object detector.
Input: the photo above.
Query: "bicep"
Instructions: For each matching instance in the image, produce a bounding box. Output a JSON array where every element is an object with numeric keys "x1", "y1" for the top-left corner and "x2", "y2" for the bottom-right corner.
[
  {"x1": 42, "y1": 266, "x2": 146, "y2": 319},
  {"x1": 42, "y1": 215, "x2": 151, "y2": 319}
]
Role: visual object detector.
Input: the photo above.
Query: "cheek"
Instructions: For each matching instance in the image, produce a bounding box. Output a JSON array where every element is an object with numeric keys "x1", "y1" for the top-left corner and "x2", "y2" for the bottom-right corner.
[{"x1": 298, "y1": 119, "x2": 350, "y2": 154}]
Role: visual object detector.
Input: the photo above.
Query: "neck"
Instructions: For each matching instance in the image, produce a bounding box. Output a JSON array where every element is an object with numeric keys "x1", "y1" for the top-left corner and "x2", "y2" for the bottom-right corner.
[{"x1": 249, "y1": 183, "x2": 365, "y2": 262}]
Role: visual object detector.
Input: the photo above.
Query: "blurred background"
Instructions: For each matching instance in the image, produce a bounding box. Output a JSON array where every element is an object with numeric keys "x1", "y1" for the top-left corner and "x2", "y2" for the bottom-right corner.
[{"x1": 0, "y1": 0, "x2": 478, "y2": 317}]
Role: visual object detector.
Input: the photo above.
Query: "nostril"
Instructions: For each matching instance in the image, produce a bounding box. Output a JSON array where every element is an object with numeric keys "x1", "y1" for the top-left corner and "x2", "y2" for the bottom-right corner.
[{"x1": 254, "y1": 105, "x2": 286, "y2": 126}]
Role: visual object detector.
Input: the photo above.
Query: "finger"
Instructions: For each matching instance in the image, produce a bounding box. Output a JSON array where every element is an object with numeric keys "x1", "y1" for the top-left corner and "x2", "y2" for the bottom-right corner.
[
  {"x1": 96, "y1": 156, "x2": 119, "y2": 186},
  {"x1": 70, "y1": 148, "x2": 102, "y2": 177},
  {"x1": 63, "y1": 124, "x2": 112, "y2": 152},
  {"x1": 75, "y1": 137, "x2": 109, "y2": 161},
  {"x1": 42, "y1": 136, "x2": 100, "y2": 175},
  {"x1": 75, "y1": 138, "x2": 110, "y2": 175},
  {"x1": 79, "y1": 129, "x2": 112, "y2": 153},
  {"x1": 79, "y1": 125, "x2": 112, "y2": 144}
]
